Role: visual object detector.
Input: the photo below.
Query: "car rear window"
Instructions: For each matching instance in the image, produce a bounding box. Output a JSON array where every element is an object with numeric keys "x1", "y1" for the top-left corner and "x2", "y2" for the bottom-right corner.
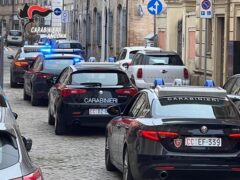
[
  {"x1": 43, "y1": 59, "x2": 74, "y2": 73},
  {"x1": 58, "y1": 43, "x2": 82, "y2": 49},
  {"x1": 9, "y1": 31, "x2": 22, "y2": 36},
  {"x1": 145, "y1": 55, "x2": 183, "y2": 65},
  {"x1": 71, "y1": 71, "x2": 130, "y2": 86},
  {"x1": 154, "y1": 96, "x2": 240, "y2": 120},
  {"x1": 0, "y1": 133, "x2": 19, "y2": 170}
]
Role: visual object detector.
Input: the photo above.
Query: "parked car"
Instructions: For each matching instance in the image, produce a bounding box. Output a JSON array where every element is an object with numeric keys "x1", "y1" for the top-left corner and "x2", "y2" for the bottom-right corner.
[
  {"x1": 223, "y1": 74, "x2": 240, "y2": 109},
  {"x1": 48, "y1": 62, "x2": 138, "y2": 135},
  {"x1": 6, "y1": 30, "x2": 24, "y2": 46},
  {"x1": 116, "y1": 46, "x2": 161, "y2": 68},
  {"x1": 105, "y1": 85, "x2": 240, "y2": 180},
  {"x1": 8, "y1": 45, "x2": 47, "y2": 88},
  {"x1": 127, "y1": 49, "x2": 189, "y2": 89},
  {"x1": 55, "y1": 40, "x2": 85, "y2": 57},
  {"x1": 0, "y1": 87, "x2": 43, "y2": 180},
  {"x1": 23, "y1": 53, "x2": 84, "y2": 106}
]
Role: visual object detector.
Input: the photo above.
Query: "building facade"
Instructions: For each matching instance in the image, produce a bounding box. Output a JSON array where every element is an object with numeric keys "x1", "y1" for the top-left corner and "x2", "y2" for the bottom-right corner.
[{"x1": 63, "y1": 0, "x2": 154, "y2": 61}]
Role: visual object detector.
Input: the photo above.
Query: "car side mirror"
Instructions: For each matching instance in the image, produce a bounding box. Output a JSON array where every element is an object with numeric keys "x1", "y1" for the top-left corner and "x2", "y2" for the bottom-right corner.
[
  {"x1": 122, "y1": 63, "x2": 129, "y2": 69},
  {"x1": 22, "y1": 136, "x2": 32, "y2": 152},
  {"x1": 12, "y1": 112, "x2": 18, "y2": 119},
  {"x1": 7, "y1": 55, "x2": 14, "y2": 59},
  {"x1": 107, "y1": 106, "x2": 121, "y2": 116}
]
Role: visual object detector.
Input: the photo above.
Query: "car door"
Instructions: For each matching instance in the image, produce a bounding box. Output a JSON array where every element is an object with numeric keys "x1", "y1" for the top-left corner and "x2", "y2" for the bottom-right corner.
[
  {"x1": 50, "y1": 68, "x2": 71, "y2": 117},
  {"x1": 117, "y1": 93, "x2": 147, "y2": 164},
  {"x1": 24, "y1": 58, "x2": 41, "y2": 94}
]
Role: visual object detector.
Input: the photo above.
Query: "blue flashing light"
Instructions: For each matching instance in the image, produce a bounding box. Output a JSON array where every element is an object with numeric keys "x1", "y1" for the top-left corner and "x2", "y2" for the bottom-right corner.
[
  {"x1": 40, "y1": 48, "x2": 52, "y2": 53},
  {"x1": 154, "y1": 79, "x2": 165, "y2": 87},
  {"x1": 108, "y1": 57, "x2": 115, "y2": 63},
  {"x1": 74, "y1": 58, "x2": 81, "y2": 64},
  {"x1": 204, "y1": 80, "x2": 215, "y2": 87}
]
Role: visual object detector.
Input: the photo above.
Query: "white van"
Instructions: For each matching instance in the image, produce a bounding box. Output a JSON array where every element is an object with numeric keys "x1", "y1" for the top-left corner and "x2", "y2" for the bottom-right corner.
[{"x1": 6, "y1": 30, "x2": 24, "y2": 46}]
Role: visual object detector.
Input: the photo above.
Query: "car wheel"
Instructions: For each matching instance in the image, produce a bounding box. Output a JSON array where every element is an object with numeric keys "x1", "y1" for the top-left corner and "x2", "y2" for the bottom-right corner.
[
  {"x1": 123, "y1": 148, "x2": 133, "y2": 180},
  {"x1": 55, "y1": 113, "x2": 66, "y2": 135},
  {"x1": 10, "y1": 75, "x2": 18, "y2": 88},
  {"x1": 48, "y1": 108, "x2": 55, "y2": 125},
  {"x1": 23, "y1": 85, "x2": 30, "y2": 100},
  {"x1": 31, "y1": 87, "x2": 40, "y2": 106},
  {"x1": 105, "y1": 136, "x2": 117, "y2": 171}
]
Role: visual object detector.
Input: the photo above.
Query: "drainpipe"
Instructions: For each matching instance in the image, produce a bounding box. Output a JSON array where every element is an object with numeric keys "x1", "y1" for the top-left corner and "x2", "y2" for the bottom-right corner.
[{"x1": 223, "y1": 0, "x2": 230, "y2": 83}]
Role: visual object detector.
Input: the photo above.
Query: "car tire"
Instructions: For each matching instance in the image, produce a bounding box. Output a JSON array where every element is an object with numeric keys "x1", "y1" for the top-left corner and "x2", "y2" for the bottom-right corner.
[
  {"x1": 10, "y1": 75, "x2": 18, "y2": 88},
  {"x1": 31, "y1": 87, "x2": 40, "y2": 106},
  {"x1": 55, "y1": 113, "x2": 66, "y2": 135},
  {"x1": 123, "y1": 148, "x2": 134, "y2": 180},
  {"x1": 23, "y1": 85, "x2": 30, "y2": 100},
  {"x1": 48, "y1": 108, "x2": 55, "y2": 125},
  {"x1": 105, "y1": 136, "x2": 117, "y2": 171}
]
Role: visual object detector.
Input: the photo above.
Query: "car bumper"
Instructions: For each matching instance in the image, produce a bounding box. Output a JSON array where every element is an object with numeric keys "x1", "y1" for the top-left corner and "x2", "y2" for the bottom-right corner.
[
  {"x1": 12, "y1": 68, "x2": 25, "y2": 83},
  {"x1": 7, "y1": 40, "x2": 23, "y2": 45},
  {"x1": 135, "y1": 79, "x2": 190, "y2": 89},
  {"x1": 32, "y1": 82, "x2": 52, "y2": 99},
  {"x1": 130, "y1": 153, "x2": 240, "y2": 179}
]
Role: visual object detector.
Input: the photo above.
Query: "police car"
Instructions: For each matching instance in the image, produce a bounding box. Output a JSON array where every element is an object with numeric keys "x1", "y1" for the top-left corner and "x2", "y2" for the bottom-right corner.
[
  {"x1": 23, "y1": 49, "x2": 84, "y2": 106},
  {"x1": 48, "y1": 62, "x2": 138, "y2": 135},
  {"x1": 105, "y1": 80, "x2": 240, "y2": 180}
]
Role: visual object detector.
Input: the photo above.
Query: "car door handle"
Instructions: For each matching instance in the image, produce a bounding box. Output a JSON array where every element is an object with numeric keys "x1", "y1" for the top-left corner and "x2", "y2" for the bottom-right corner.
[{"x1": 162, "y1": 70, "x2": 168, "y2": 73}]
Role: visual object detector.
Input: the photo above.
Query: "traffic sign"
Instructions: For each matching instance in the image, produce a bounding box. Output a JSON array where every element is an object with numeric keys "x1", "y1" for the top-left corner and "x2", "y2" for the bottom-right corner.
[
  {"x1": 200, "y1": 0, "x2": 212, "y2": 18},
  {"x1": 61, "y1": 10, "x2": 69, "y2": 23},
  {"x1": 147, "y1": 0, "x2": 163, "y2": 15},
  {"x1": 54, "y1": 8, "x2": 62, "y2": 16}
]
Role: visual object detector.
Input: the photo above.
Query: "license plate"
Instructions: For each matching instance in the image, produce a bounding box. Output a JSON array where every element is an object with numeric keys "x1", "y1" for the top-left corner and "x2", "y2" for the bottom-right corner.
[
  {"x1": 185, "y1": 137, "x2": 222, "y2": 147},
  {"x1": 89, "y1": 109, "x2": 108, "y2": 115}
]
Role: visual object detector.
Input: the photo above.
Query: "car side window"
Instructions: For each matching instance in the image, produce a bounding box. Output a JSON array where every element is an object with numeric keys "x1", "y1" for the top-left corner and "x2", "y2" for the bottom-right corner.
[
  {"x1": 138, "y1": 54, "x2": 144, "y2": 65},
  {"x1": 118, "y1": 49, "x2": 127, "y2": 60},
  {"x1": 15, "y1": 49, "x2": 21, "y2": 59},
  {"x1": 137, "y1": 95, "x2": 151, "y2": 117},
  {"x1": 132, "y1": 54, "x2": 140, "y2": 65},
  {"x1": 128, "y1": 93, "x2": 146, "y2": 117},
  {"x1": 224, "y1": 77, "x2": 237, "y2": 94},
  {"x1": 230, "y1": 78, "x2": 240, "y2": 95},
  {"x1": 32, "y1": 59, "x2": 41, "y2": 70},
  {"x1": 63, "y1": 68, "x2": 73, "y2": 85},
  {"x1": 58, "y1": 68, "x2": 69, "y2": 84}
]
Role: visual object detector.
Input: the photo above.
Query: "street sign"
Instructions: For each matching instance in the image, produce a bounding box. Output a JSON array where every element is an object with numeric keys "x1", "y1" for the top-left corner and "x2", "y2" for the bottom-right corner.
[
  {"x1": 61, "y1": 10, "x2": 69, "y2": 23},
  {"x1": 147, "y1": 0, "x2": 163, "y2": 15},
  {"x1": 200, "y1": 0, "x2": 212, "y2": 18},
  {"x1": 54, "y1": 8, "x2": 62, "y2": 16}
]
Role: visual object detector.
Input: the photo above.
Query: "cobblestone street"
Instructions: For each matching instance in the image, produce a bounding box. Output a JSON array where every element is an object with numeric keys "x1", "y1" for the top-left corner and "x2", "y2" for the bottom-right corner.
[{"x1": 3, "y1": 47, "x2": 122, "y2": 180}]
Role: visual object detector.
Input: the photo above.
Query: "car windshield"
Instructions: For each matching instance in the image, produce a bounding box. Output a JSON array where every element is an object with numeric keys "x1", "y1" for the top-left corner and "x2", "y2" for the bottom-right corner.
[
  {"x1": 58, "y1": 43, "x2": 82, "y2": 49},
  {"x1": 43, "y1": 59, "x2": 74, "y2": 73},
  {"x1": 154, "y1": 96, "x2": 240, "y2": 120},
  {"x1": 0, "y1": 133, "x2": 19, "y2": 170},
  {"x1": 9, "y1": 31, "x2": 22, "y2": 36},
  {"x1": 71, "y1": 71, "x2": 130, "y2": 86},
  {"x1": 145, "y1": 55, "x2": 183, "y2": 65}
]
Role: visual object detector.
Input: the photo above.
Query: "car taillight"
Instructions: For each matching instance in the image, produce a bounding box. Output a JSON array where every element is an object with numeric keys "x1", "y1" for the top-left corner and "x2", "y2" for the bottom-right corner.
[
  {"x1": 61, "y1": 88, "x2": 87, "y2": 97},
  {"x1": 12, "y1": 168, "x2": 43, "y2": 180},
  {"x1": 138, "y1": 130, "x2": 178, "y2": 141},
  {"x1": 229, "y1": 133, "x2": 240, "y2": 139},
  {"x1": 115, "y1": 88, "x2": 138, "y2": 96},
  {"x1": 184, "y1": 68, "x2": 189, "y2": 79},
  {"x1": 36, "y1": 72, "x2": 52, "y2": 79},
  {"x1": 137, "y1": 68, "x2": 143, "y2": 79},
  {"x1": 14, "y1": 61, "x2": 28, "y2": 67}
]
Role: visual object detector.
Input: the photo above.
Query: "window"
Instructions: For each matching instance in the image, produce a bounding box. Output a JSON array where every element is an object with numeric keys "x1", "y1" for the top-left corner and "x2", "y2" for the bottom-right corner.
[
  {"x1": 129, "y1": 50, "x2": 139, "y2": 59},
  {"x1": 58, "y1": 43, "x2": 82, "y2": 49},
  {"x1": 71, "y1": 71, "x2": 130, "y2": 86},
  {"x1": 118, "y1": 49, "x2": 127, "y2": 60},
  {"x1": 0, "y1": 95, "x2": 7, "y2": 107},
  {"x1": 43, "y1": 59, "x2": 74, "y2": 73},
  {"x1": 0, "y1": 133, "x2": 19, "y2": 170},
  {"x1": 129, "y1": 94, "x2": 146, "y2": 117},
  {"x1": 230, "y1": 78, "x2": 240, "y2": 95},
  {"x1": 144, "y1": 55, "x2": 183, "y2": 65},
  {"x1": 58, "y1": 68, "x2": 69, "y2": 84},
  {"x1": 97, "y1": 12, "x2": 102, "y2": 46},
  {"x1": 153, "y1": 97, "x2": 240, "y2": 120},
  {"x1": 223, "y1": 77, "x2": 237, "y2": 94}
]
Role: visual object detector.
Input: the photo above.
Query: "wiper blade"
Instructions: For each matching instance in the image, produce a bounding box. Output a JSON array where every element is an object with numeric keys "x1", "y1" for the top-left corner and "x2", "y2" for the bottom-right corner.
[{"x1": 80, "y1": 82, "x2": 102, "y2": 87}]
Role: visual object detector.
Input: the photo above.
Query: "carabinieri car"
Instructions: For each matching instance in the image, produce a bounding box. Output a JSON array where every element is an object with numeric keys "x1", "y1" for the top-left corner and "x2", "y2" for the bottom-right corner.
[
  {"x1": 23, "y1": 53, "x2": 84, "y2": 106},
  {"x1": 105, "y1": 85, "x2": 240, "y2": 180},
  {"x1": 48, "y1": 62, "x2": 138, "y2": 135}
]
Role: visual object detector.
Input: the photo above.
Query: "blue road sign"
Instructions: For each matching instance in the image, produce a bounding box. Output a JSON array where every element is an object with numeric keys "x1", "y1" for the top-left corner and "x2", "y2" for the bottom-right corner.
[
  {"x1": 54, "y1": 8, "x2": 62, "y2": 16},
  {"x1": 202, "y1": 0, "x2": 211, "y2": 10},
  {"x1": 147, "y1": 0, "x2": 163, "y2": 15}
]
